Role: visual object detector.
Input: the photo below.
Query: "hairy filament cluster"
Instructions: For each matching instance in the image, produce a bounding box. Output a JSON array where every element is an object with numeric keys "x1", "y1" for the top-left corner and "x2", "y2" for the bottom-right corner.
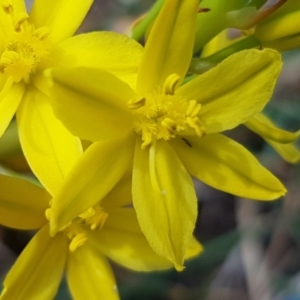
[
  {"x1": 0, "y1": 0, "x2": 51, "y2": 82},
  {"x1": 129, "y1": 74, "x2": 206, "y2": 149},
  {"x1": 46, "y1": 204, "x2": 109, "y2": 252}
]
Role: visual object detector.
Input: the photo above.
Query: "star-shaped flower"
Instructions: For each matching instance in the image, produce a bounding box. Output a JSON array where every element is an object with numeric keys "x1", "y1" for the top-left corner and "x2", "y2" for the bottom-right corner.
[
  {"x1": 0, "y1": 0, "x2": 143, "y2": 195},
  {"x1": 48, "y1": 0, "x2": 286, "y2": 269},
  {"x1": 0, "y1": 173, "x2": 202, "y2": 299}
]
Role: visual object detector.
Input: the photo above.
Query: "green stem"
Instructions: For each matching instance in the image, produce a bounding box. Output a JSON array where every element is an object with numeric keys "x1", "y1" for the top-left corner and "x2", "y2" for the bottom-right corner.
[
  {"x1": 131, "y1": 0, "x2": 164, "y2": 42},
  {"x1": 189, "y1": 35, "x2": 261, "y2": 74}
]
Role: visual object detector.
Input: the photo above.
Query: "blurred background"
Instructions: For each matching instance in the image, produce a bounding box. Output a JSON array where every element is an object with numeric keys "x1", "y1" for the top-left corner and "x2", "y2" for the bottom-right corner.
[{"x1": 1, "y1": 1, "x2": 300, "y2": 299}]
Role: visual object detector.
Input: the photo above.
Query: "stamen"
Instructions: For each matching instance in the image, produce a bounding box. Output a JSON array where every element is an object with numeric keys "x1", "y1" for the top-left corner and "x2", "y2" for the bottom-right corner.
[
  {"x1": 128, "y1": 97, "x2": 146, "y2": 110},
  {"x1": 0, "y1": 51, "x2": 19, "y2": 65},
  {"x1": 186, "y1": 100, "x2": 201, "y2": 117},
  {"x1": 141, "y1": 130, "x2": 153, "y2": 149},
  {"x1": 81, "y1": 205, "x2": 109, "y2": 230},
  {"x1": 186, "y1": 117, "x2": 206, "y2": 137},
  {"x1": 79, "y1": 207, "x2": 95, "y2": 219},
  {"x1": 132, "y1": 79, "x2": 206, "y2": 145},
  {"x1": 161, "y1": 118, "x2": 177, "y2": 133},
  {"x1": 2, "y1": 1, "x2": 13, "y2": 13},
  {"x1": 69, "y1": 233, "x2": 88, "y2": 252},
  {"x1": 163, "y1": 74, "x2": 180, "y2": 95},
  {"x1": 90, "y1": 210, "x2": 108, "y2": 230},
  {"x1": 0, "y1": 15, "x2": 51, "y2": 82},
  {"x1": 34, "y1": 27, "x2": 51, "y2": 40},
  {"x1": 14, "y1": 13, "x2": 29, "y2": 31}
]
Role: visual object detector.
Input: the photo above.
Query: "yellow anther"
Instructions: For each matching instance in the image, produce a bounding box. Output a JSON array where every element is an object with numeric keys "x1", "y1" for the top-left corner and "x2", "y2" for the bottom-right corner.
[
  {"x1": 14, "y1": 12, "x2": 29, "y2": 31},
  {"x1": 186, "y1": 117, "x2": 206, "y2": 137},
  {"x1": 141, "y1": 131, "x2": 153, "y2": 149},
  {"x1": 0, "y1": 51, "x2": 19, "y2": 65},
  {"x1": 186, "y1": 100, "x2": 201, "y2": 117},
  {"x1": 45, "y1": 208, "x2": 51, "y2": 221},
  {"x1": 79, "y1": 207, "x2": 95, "y2": 219},
  {"x1": 161, "y1": 117, "x2": 177, "y2": 132},
  {"x1": 90, "y1": 211, "x2": 108, "y2": 230},
  {"x1": 2, "y1": 1, "x2": 13, "y2": 13},
  {"x1": 34, "y1": 27, "x2": 51, "y2": 40},
  {"x1": 163, "y1": 74, "x2": 180, "y2": 95},
  {"x1": 69, "y1": 233, "x2": 88, "y2": 252},
  {"x1": 128, "y1": 97, "x2": 146, "y2": 110}
]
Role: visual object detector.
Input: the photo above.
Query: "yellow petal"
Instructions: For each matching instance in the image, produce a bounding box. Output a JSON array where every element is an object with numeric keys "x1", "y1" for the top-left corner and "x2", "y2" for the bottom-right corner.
[
  {"x1": 132, "y1": 139, "x2": 198, "y2": 270},
  {"x1": 1, "y1": 225, "x2": 68, "y2": 300},
  {"x1": 245, "y1": 113, "x2": 299, "y2": 143},
  {"x1": 50, "y1": 134, "x2": 135, "y2": 235},
  {"x1": 101, "y1": 171, "x2": 133, "y2": 208},
  {"x1": 136, "y1": 0, "x2": 199, "y2": 94},
  {"x1": 29, "y1": 0, "x2": 93, "y2": 44},
  {"x1": 67, "y1": 244, "x2": 119, "y2": 300},
  {"x1": 245, "y1": 113, "x2": 300, "y2": 163},
  {"x1": 177, "y1": 49, "x2": 282, "y2": 133},
  {"x1": 49, "y1": 67, "x2": 134, "y2": 142},
  {"x1": 0, "y1": 174, "x2": 48, "y2": 229},
  {"x1": 16, "y1": 86, "x2": 82, "y2": 196},
  {"x1": 266, "y1": 138, "x2": 300, "y2": 164},
  {"x1": 171, "y1": 134, "x2": 286, "y2": 200},
  {"x1": 0, "y1": 78, "x2": 24, "y2": 138},
  {"x1": 185, "y1": 237, "x2": 203, "y2": 260},
  {"x1": 90, "y1": 208, "x2": 174, "y2": 271},
  {"x1": 52, "y1": 32, "x2": 143, "y2": 89}
]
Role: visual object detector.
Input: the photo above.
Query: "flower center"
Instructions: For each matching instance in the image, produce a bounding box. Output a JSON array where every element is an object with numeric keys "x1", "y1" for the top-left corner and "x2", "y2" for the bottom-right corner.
[
  {"x1": 46, "y1": 204, "x2": 109, "y2": 252},
  {"x1": 0, "y1": 1, "x2": 51, "y2": 83},
  {"x1": 128, "y1": 74, "x2": 205, "y2": 149}
]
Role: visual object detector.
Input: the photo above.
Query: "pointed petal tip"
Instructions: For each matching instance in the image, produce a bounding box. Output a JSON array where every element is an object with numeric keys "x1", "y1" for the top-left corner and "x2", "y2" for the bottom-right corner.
[
  {"x1": 260, "y1": 186, "x2": 287, "y2": 201},
  {"x1": 174, "y1": 263, "x2": 185, "y2": 272},
  {"x1": 281, "y1": 188, "x2": 287, "y2": 197},
  {"x1": 274, "y1": 182, "x2": 288, "y2": 199}
]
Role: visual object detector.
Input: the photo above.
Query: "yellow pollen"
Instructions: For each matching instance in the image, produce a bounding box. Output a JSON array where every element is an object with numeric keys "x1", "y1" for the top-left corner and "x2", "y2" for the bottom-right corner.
[
  {"x1": 14, "y1": 13, "x2": 29, "y2": 31},
  {"x1": 0, "y1": 50, "x2": 19, "y2": 65},
  {"x1": 2, "y1": 1, "x2": 13, "y2": 13},
  {"x1": 186, "y1": 100, "x2": 201, "y2": 117},
  {"x1": 161, "y1": 117, "x2": 177, "y2": 133},
  {"x1": 163, "y1": 73, "x2": 180, "y2": 95},
  {"x1": 82, "y1": 205, "x2": 109, "y2": 230},
  {"x1": 141, "y1": 130, "x2": 153, "y2": 149},
  {"x1": 129, "y1": 73, "x2": 206, "y2": 148},
  {"x1": 63, "y1": 222, "x2": 88, "y2": 252},
  {"x1": 186, "y1": 117, "x2": 206, "y2": 137},
  {"x1": 0, "y1": 3, "x2": 51, "y2": 83},
  {"x1": 128, "y1": 97, "x2": 146, "y2": 110},
  {"x1": 50, "y1": 204, "x2": 108, "y2": 252},
  {"x1": 34, "y1": 27, "x2": 51, "y2": 40},
  {"x1": 69, "y1": 233, "x2": 88, "y2": 252}
]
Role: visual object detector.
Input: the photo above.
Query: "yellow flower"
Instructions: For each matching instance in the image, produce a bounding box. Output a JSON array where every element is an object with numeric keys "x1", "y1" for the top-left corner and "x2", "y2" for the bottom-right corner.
[
  {"x1": 193, "y1": 31, "x2": 300, "y2": 163},
  {"x1": 0, "y1": 173, "x2": 202, "y2": 299},
  {"x1": 48, "y1": 0, "x2": 286, "y2": 269},
  {"x1": 0, "y1": 0, "x2": 143, "y2": 195}
]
